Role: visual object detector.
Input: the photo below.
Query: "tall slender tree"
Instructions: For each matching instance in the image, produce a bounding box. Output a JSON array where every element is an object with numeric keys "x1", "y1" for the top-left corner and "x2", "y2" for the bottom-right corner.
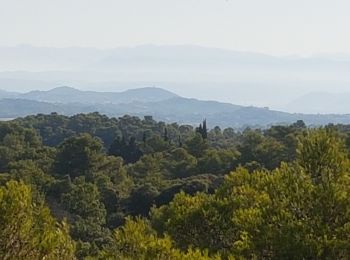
[
  {"x1": 202, "y1": 119, "x2": 208, "y2": 139},
  {"x1": 164, "y1": 127, "x2": 169, "y2": 142}
]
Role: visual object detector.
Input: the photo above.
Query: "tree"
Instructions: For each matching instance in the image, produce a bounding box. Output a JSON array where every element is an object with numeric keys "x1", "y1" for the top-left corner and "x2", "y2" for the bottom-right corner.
[
  {"x1": 151, "y1": 129, "x2": 350, "y2": 259},
  {"x1": 167, "y1": 148, "x2": 197, "y2": 178},
  {"x1": 185, "y1": 133, "x2": 208, "y2": 158},
  {"x1": 202, "y1": 119, "x2": 208, "y2": 139},
  {"x1": 54, "y1": 134, "x2": 104, "y2": 179},
  {"x1": 61, "y1": 177, "x2": 110, "y2": 258},
  {"x1": 0, "y1": 123, "x2": 46, "y2": 172},
  {"x1": 127, "y1": 183, "x2": 160, "y2": 216},
  {"x1": 164, "y1": 127, "x2": 169, "y2": 142},
  {"x1": 0, "y1": 180, "x2": 75, "y2": 259},
  {"x1": 196, "y1": 120, "x2": 208, "y2": 140},
  {"x1": 62, "y1": 177, "x2": 107, "y2": 224},
  {"x1": 98, "y1": 217, "x2": 216, "y2": 260},
  {"x1": 109, "y1": 136, "x2": 143, "y2": 164},
  {"x1": 238, "y1": 129, "x2": 285, "y2": 170},
  {"x1": 297, "y1": 128, "x2": 349, "y2": 184},
  {"x1": 141, "y1": 135, "x2": 171, "y2": 154}
]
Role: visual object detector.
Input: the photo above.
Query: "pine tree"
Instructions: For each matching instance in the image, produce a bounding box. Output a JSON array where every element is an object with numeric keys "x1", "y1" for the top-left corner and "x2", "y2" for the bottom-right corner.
[
  {"x1": 109, "y1": 136, "x2": 143, "y2": 163},
  {"x1": 0, "y1": 181, "x2": 76, "y2": 259}
]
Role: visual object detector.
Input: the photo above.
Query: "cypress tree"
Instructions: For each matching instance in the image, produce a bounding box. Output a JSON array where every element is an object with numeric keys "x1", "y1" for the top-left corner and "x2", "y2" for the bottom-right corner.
[
  {"x1": 196, "y1": 124, "x2": 203, "y2": 136},
  {"x1": 164, "y1": 127, "x2": 169, "y2": 142},
  {"x1": 178, "y1": 135, "x2": 182, "y2": 147},
  {"x1": 202, "y1": 119, "x2": 208, "y2": 139}
]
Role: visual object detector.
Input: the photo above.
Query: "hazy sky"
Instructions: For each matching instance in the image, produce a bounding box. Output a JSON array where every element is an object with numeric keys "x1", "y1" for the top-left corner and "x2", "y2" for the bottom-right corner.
[{"x1": 1, "y1": 0, "x2": 350, "y2": 56}]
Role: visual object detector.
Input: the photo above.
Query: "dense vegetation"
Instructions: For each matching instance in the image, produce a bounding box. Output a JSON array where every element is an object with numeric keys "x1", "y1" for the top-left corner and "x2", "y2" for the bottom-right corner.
[{"x1": 1, "y1": 112, "x2": 350, "y2": 259}]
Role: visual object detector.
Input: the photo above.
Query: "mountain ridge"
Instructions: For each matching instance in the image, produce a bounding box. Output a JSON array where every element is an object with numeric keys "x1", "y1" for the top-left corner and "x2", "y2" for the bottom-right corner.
[
  {"x1": 2, "y1": 86, "x2": 350, "y2": 127},
  {"x1": 18, "y1": 86, "x2": 178, "y2": 104},
  {"x1": 1, "y1": 45, "x2": 350, "y2": 111}
]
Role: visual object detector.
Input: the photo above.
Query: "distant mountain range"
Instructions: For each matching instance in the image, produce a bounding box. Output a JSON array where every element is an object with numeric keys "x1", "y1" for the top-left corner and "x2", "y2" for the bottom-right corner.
[
  {"x1": 285, "y1": 92, "x2": 350, "y2": 114},
  {"x1": 1, "y1": 45, "x2": 350, "y2": 111},
  {"x1": 2, "y1": 45, "x2": 350, "y2": 73},
  {"x1": 2, "y1": 86, "x2": 350, "y2": 128},
  {"x1": 18, "y1": 86, "x2": 178, "y2": 104}
]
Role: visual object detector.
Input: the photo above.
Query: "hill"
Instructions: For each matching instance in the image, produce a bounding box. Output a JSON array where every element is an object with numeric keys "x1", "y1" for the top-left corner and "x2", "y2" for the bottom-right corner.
[
  {"x1": 0, "y1": 89, "x2": 18, "y2": 99},
  {"x1": 2, "y1": 87, "x2": 350, "y2": 127},
  {"x1": 1, "y1": 45, "x2": 350, "y2": 111},
  {"x1": 19, "y1": 86, "x2": 178, "y2": 104}
]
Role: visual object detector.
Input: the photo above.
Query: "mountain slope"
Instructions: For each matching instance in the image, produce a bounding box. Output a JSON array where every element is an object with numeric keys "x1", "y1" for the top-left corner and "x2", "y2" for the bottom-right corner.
[
  {"x1": 1, "y1": 45, "x2": 350, "y2": 111},
  {"x1": 0, "y1": 89, "x2": 19, "y2": 99},
  {"x1": 20, "y1": 86, "x2": 178, "y2": 104},
  {"x1": 2, "y1": 91, "x2": 350, "y2": 127},
  {"x1": 0, "y1": 98, "x2": 99, "y2": 118}
]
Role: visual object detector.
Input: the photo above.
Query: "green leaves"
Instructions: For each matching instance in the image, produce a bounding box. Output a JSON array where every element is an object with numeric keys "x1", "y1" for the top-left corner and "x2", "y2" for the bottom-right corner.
[
  {"x1": 4, "y1": 113, "x2": 350, "y2": 259},
  {"x1": 297, "y1": 128, "x2": 350, "y2": 184},
  {"x1": 54, "y1": 133, "x2": 104, "y2": 179},
  {"x1": 150, "y1": 129, "x2": 350, "y2": 259},
  {"x1": 0, "y1": 180, "x2": 75, "y2": 259},
  {"x1": 99, "y1": 217, "x2": 215, "y2": 260}
]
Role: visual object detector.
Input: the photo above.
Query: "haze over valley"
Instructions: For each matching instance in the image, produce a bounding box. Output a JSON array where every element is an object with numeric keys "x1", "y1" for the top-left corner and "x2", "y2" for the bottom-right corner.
[{"x1": 1, "y1": 45, "x2": 350, "y2": 114}]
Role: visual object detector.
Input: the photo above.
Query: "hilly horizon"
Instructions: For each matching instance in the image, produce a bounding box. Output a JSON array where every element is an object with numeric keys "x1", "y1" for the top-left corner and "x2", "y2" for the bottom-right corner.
[
  {"x1": 1, "y1": 45, "x2": 350, "y2": 113},
  {"x1": 19, "y1": 86, "x2": 178, "y2": 104},
  {"x1": 2, "y1": 86, "x2": 350, "y2": 128}
]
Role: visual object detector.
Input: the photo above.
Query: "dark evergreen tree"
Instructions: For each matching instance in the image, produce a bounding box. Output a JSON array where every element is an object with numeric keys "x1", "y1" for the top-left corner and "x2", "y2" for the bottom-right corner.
[
  {"x1": 127, "y1": 137, "x2": 143, "y2": 163},
  {"x1": 142, "y1": 131, "x2": 147, "y2": 143},
  {"x1": 196, "y1": 124, "x2": 203, "y2": 136},
  {"x1": 178, "y1": 135, "x2": 183, "y2": 147},
  {"x1": 195, "y1": 120, "x2": 208, "y2": 139},
  {"x1": 109, "y1": 136, "x2": 143, "y2": 164},
  {"x1": 163, "y1": 127, "x2": 169, "y2": 142},
  {"x1": 108, "y1": 136, "x2": 126, "y2": 158},
  {"x1": 54, "y1": 134, "x2": 103, "y2": 179},
  {"x1": 202, "y1": 119, "x2": 208, "y2": 139}
]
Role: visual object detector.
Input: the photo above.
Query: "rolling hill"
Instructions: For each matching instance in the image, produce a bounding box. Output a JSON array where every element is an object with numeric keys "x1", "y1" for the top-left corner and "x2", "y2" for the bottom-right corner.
[
  {"x1": 19, "y1": 86, "x2": 178, "y2": 104},
  {"x1": 1, "y1": 86, "x2": 350, "y2": 127},
  {"x1": 1, "y1": 45, "x2": 350, "y2": 111}
]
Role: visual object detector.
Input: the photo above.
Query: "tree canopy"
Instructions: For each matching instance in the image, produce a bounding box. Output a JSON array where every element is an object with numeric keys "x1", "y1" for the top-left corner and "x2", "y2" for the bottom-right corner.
[{"x1": 2, "y1": 112, "x2": 350, "y2": 258}]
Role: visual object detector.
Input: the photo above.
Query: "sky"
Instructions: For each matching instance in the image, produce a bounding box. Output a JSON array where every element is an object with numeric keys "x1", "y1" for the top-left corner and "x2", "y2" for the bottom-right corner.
[
  {"x1": 1, "y1": 0, "x2": 350, "y2": 114},
  {"x1": 1, "y1": 0, "x2": 350, "y2": 56}
]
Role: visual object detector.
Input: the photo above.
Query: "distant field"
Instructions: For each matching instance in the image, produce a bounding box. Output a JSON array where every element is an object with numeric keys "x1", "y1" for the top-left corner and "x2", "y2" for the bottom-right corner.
[{"x1": 0, "y1": 118, "x2": 14, "y2": 121}]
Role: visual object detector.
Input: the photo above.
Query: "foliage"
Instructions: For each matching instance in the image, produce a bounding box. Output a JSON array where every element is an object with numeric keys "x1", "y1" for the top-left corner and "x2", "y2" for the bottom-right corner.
[
  {"x1": 97, "y1": 217, "x2": 217, "y2": 260},
  {"x1": 0, "y1": 180, "x2": 75, "y2": 259},
  {"x1": 152, "y1": 129, "x2": 350, "y2": 259},
  {"x1": 54, "y1": 133, "x2": 104, "y2": 179},
  {"x1": 3, "y1": 113, "x2": 350, "y2": 259}
]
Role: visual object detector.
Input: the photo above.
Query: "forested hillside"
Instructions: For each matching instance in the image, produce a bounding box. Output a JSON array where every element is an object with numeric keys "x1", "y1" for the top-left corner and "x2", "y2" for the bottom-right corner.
[
  {"x1": 1, "y1": 113, "x2": 350, "y2": 259},
  {"x1": 3, "y1": 87, "x2": 350, "y2": 127}
]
